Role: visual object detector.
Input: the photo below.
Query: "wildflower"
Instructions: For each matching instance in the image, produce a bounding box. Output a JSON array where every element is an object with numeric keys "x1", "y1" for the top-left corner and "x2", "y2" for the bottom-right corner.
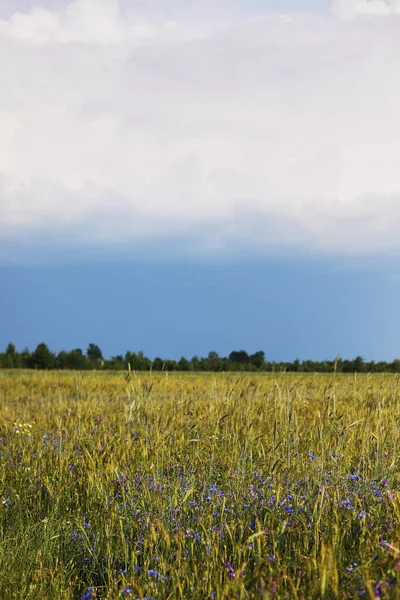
[
  {"x1": 224, "y1": 562, "x2": 235, "y2": 580},
  {"x1": 267, "y1": 556, "x2": 275, "y2": 562},
  {"x1": 122, "y1": 588, "x2": 133, "y2": 594},
  {"x1": 147, "y1": 569, "x2": 158, "y2": 576}
]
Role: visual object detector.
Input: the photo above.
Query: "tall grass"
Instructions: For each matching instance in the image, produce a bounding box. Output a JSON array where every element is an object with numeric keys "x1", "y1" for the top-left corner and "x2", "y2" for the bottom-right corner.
[{"x1": 0, "y1": 371, "x2": 399, "y2": 599}]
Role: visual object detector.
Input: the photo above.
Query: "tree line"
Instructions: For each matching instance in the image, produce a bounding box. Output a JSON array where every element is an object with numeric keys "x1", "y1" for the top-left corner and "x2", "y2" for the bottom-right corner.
[{"x1": 1, "y1": 343, "x2": 400, "y2": 373}]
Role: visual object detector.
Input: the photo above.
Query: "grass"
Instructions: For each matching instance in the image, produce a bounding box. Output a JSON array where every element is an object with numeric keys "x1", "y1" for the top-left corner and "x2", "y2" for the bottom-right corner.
[{"x1": 0, "y1": 371, "x2": 399, "y2": 599}]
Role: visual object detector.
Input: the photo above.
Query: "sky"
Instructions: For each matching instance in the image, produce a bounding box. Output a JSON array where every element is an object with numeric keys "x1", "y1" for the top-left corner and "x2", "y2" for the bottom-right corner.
[{"x1": 1, "y1": 0, "x2": 400, "y2": 361}]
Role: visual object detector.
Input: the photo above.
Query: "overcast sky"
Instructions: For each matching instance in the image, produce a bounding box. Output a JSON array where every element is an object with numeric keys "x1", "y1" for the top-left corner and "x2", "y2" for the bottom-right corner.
[
  {"x1": 1, "y1": 0, "x2": 400, "y2": 360},
  {"x1": 1, "y1": 0, "x2": 400, "y2": 260}
]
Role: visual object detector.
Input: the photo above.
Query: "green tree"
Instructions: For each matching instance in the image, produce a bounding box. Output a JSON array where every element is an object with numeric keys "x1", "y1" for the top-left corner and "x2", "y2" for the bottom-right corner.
[
  {"x1": 4, "y1": 343, "x2": 17, "y2": 368},
  {"x1": 354, "y1": 356, "x2": 365, "y2": 373},
  {"x1": 31, "y1": 343, "x2": 55, "y2": 370},
  {"x1": 229, "y1": 350, "x2": 249, "y2": 366},
  {"x1": 178, "y1": 357, "x2": 191, "y2": 371},
  {"x1": 65, "y1": 349, "x2": 88, "y2": 370},
  {"x1": 152, "y1": 357, "x2": 164, "y2": 371},
  {"x1": 19, "y1": 347, "x2": 32, "y2": 368},
  {"x1": 87, "y1": 343, "x2": 103, "y2": 361},
  {"x1": 250, "y1": 351, "x2": 266, "y2": 370},
  {"x1": 206, "y1": 351, "x2": 222, "y2": 371},
  {"x1": 56, "y1": 351, "x2": 69, "y2": 369},
  {"x1": 190, "y1": 356, "x2": 201, "y2": 371}
]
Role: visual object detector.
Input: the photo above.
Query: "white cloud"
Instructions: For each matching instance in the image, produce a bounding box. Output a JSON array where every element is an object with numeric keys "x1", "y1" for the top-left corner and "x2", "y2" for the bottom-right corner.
[
  {"x1": 1, "y1": 0, "x2": 400, "y2": 258},
  {"x1": 332, "y1": 0, "x2": 400, "y2": 18}
]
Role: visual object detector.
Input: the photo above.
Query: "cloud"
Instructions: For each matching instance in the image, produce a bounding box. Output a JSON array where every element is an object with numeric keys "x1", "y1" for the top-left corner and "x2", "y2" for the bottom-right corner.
[
  {"x1": 1, "y1": 0, "x2": 400, "y2": 259},
  {"x1": 332, "y1": 0, "x2": 400, "y2": 18}
]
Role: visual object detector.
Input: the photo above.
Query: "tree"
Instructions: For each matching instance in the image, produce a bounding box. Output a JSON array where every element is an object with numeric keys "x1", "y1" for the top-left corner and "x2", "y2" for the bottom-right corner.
[
  {"x1": 19, "y1": 347, "x2": 32, "y2": 368},
  {"x1": 164, "y1": 360, "x2": 177, "y2": 371},
  {"x1": 125, "y1": 351, "x2": 151, "y2": 371},
  {"x1": 178, "y1": 357, "x2": 191, "y2": 371},
  {"x1": 152, "y1": 357, "x2": 164, "y2": 371},
  {"x1": 250, "y1": 351, "x2": 266, "y2": 369},
  {"x1": 190, "y1": 356, "x2": 201, "y2": 371},
  {"x1": 391, "y1": 359, "x2": 400, "y2": 373},
  {"x1": 4, "y1": 343, "x2": 17, "y2": 368},
  {"x1": 353, "y1": 356, "x2": 365, "y2": 373},
  {"x1": 31, "y1": 343, "x2": 55, "y2": 370},
  {"x1": 5, "y1": 343, "x2": 16, "y2": 358},
  {"x1": 56, "y1": 351, "x2": 69, "y2": 369},
  {"x1": 65, "y1": 349, "x2": 88, "y2": 370},
  {"x1": 206, "y1": 351, "x2": 222, "y2": 371},
  {"x1": 229, "y1": 350, "x2": 249, "y2": 365},
  {"x1": 87, "y1": 343, "x2": 103, "y2": 361}
]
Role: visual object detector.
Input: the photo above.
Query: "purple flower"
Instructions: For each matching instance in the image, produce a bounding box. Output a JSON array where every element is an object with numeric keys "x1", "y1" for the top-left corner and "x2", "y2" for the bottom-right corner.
[
  {"x1": 224, "y1": 562, "x2": 236, "y2": 580},
  {"x1": 147, "y1": 569, "x2": 158, "y2": 576}
]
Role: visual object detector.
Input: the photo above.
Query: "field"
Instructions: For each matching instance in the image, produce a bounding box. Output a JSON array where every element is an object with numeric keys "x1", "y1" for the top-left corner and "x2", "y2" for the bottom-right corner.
[{"x1": 0, "y1": 371, "x2": 399, "y2": 599}]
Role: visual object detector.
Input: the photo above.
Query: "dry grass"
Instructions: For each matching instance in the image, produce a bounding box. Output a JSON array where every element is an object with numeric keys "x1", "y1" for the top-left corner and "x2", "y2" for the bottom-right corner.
[{"x1": 0, "y1": 371, "x2": 399, "y2": 599}]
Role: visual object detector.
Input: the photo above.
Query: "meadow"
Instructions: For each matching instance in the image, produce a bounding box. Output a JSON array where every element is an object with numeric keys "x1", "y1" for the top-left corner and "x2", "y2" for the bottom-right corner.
[{"x1": 0, "y1": 371, "x2": 399, "y2": 599}]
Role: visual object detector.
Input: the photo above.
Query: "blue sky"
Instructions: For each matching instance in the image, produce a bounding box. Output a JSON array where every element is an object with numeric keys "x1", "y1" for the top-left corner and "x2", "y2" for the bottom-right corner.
[
  {"x1": 1, "y1": 0, "x2": 400, "y2": 361},
  {"x1": 2, "y1": 258, "x2": 400, "y2": 361}
]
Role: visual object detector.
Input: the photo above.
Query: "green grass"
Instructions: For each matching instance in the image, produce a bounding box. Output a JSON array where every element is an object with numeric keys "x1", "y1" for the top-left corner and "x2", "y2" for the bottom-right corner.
[{"x1": 0, "y1": 371, "x2": 399, "y2": 599}]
